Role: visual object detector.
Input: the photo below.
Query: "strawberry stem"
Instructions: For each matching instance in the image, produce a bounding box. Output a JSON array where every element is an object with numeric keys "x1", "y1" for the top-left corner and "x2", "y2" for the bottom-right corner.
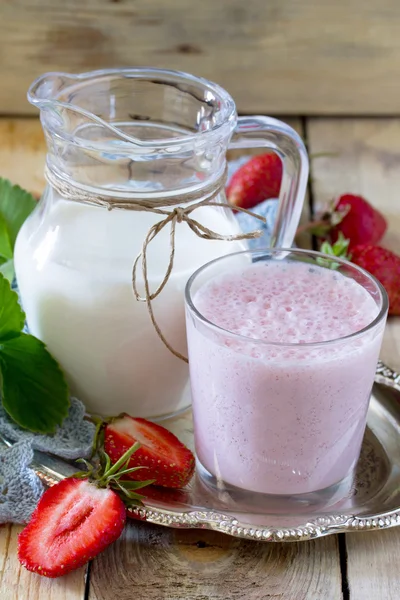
[
  {"x1": 296, "y1": 218, "x2": 331, "y2": 238},
  {"x1": 91, "y1": 419, "x2": 104, "y2": 456}
]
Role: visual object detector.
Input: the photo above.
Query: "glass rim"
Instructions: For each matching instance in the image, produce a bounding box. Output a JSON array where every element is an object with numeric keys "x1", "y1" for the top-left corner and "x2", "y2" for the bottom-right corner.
[
  {"x1": 185, "y1": 247, "x2": 389, "y2": 348},
  {"x1": 28, "y1": 67, "x2": 237, "y2": 147}
]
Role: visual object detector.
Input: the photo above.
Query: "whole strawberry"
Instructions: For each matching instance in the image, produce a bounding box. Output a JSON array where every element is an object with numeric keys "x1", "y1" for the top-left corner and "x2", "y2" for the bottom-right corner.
[
  {"x1": 226, "y1": 152, "x2": 282, "y2": 210},
  {"x1": 332, "y1": 194, "x2": 387, "y2": 250},
  {"x1": 351, "y1": 245, "x2": 400, "y2": 315}
]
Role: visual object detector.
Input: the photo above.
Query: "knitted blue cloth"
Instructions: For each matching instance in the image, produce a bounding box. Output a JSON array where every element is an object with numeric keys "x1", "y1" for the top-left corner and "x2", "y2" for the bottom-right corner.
[{"x1": 0, "y1": 398, "x2": 95, "y2": 523}]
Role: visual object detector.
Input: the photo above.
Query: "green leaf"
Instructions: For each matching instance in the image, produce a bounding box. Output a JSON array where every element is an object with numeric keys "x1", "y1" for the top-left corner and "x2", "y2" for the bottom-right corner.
[
  {"x1": 0, "y1": 273, "x2": 25, "y2": 341},
  {"x1": 104, "y1": 442, "x2": 141, "y2": 478},
  {"x1": 320, "y1": 232, "x2": 351, "y2": 259},
  {"x1": 99, "y1": 449, "x2": 111, "y2": 474},
  {"x1": 0, "y1": 178, "x2": 36, "y2": 249},
  {"x1": 0, "y1": 333, "x2": 70, "y2": 433},
  {"x1": 0, "y1": 213, "x2": 13, "y2": 261},
  {"x1": 0, "y1": 259, "x2": 15, "y2": 284},
  {"x1": 118, "y1": 479, "x2": 155, "y2": 490},
  {"x1": 318, "y1": 234, "x2": 351, "y2": 270},
  {"x1": 320, "y1": 241, "x2": 334, "y2": 255},
  {"x1": 111, "y1": 481, "x2": 145, "y2": 503},
  {"x1": 112, "y1": 466, "x2": 148, "y2": 479},
  {"x1": 332, "y1": 232, "x2": 351, "y2": 258},
  {"x1": 124, "y1": 498, "x2": 144, "y2": 508}
]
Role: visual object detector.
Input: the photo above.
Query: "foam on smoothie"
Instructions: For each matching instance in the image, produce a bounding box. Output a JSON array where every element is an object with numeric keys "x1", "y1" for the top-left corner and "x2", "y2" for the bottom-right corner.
[{"x1": 194, "y1": 260, "x2": 379, "y2": 344}]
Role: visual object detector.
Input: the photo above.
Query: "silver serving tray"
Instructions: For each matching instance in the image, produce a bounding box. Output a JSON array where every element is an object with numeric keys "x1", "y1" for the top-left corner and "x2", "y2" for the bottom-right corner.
[{"x1": 2, "y1": 360, "x2": 400, "y2": 543}]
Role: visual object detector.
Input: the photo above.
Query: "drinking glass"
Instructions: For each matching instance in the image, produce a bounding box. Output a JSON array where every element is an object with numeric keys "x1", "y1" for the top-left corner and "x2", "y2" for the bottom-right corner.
[{"x1": 185, "y1": 249, "x2": 388, "y2": 496}]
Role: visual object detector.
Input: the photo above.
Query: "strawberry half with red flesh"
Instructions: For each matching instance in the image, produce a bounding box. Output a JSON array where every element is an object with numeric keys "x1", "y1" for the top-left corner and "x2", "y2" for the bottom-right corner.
[
  {"x1": 18, "y1": 478, "x2": 126, "y2": 578},
  {"x1": 331, "y1": 194, "x2": 387, "y2": 250},
  {"x1": 105, "y1": 416, "x2": 195, "y2": 488},
  {"x1": 226, "y1": 152, "x2": 282, "y2": 210},
  {"x1": 351, "y1": 244, "x2": 400, "y2": 316},
  {"x1": 18, "y1": 441, "x2": 151, "y2": 578}
]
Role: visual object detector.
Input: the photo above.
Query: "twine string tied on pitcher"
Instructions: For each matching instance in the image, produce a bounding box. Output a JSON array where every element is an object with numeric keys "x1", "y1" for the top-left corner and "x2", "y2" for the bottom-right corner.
[{"x1": 45, "y1": 166, "x2": 266, "y2": 363}]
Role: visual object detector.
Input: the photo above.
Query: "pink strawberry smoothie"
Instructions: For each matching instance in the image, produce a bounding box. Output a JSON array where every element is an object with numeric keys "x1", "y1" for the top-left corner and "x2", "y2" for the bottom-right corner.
[{"x1": 186, "y1": 260, "x2": 385, "y2": 495}]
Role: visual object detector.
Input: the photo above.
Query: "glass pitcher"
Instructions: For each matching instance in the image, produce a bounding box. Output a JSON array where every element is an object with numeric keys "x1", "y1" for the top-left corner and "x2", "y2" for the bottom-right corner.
[{"x1": 14, "y1": 68, "x2": 308, "y2": 419}]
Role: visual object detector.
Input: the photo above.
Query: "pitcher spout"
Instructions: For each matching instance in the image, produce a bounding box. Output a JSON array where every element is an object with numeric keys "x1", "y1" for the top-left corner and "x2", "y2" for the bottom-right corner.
[
  {"x1": 28, "y1": 72, "x2": 80, "y2": 106},
  {"x1": 27, "y1": 70, "x2": 143, "y2": 151}
]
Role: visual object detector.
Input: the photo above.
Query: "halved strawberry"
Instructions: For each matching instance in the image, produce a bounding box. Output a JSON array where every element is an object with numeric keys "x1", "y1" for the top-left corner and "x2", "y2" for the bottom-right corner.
[
  {"x1": 18, "y1": 478, "x2": 126, "y2": 578},
  {"x1": 104, "y1": 416, "x2": 195, "y2": 488},
  {"x1": 18, "y1": 441, "x2": 151, "y2": 578}
]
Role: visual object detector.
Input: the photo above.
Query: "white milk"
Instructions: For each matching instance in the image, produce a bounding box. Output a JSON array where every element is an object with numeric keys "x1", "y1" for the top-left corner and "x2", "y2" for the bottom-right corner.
[{"x1": 14, "y1": 194, "x2": 244, "y2": 417}]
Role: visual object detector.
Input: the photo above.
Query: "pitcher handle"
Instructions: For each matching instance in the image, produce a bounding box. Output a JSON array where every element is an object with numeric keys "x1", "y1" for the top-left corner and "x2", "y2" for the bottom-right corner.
[{"x1": 228, "y1": 116, "x2": 309, "y2": 248}]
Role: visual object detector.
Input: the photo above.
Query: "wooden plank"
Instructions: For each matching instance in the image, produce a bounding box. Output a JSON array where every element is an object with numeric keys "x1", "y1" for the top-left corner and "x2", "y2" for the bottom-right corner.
[
  {"x1": 0, "y1": 119, "x2": 46, "y2": 195},
  {"x1": 0, "y1": 524, "x2": 87, "y2": 600},
  {"x1": 307, "y1": 117, "x2": 400, "y2": 370},
  {"x1": 345, "y1": 529, "x2": 400, "y2": 600},
  {"x1": 307, "y1": 116, "x2": 400, "y2": 598},
  {"x1": 89, "y1": 522, "x2": 343, "y2": 600},
  {"x1": 2, "y1": 1, "x2": 400, "y2": 116}
]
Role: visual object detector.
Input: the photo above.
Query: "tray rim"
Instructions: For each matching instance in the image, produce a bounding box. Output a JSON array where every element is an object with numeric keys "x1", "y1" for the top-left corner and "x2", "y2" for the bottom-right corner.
[{"x1": 127, "y1": 505, "x2": 400, "y2": 543}]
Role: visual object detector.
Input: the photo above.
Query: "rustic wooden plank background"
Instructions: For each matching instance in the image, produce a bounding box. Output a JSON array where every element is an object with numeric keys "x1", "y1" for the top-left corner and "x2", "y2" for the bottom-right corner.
[
  {"x1": 346, "y1": 529, "x2": 400, "y2": 600},
  {"x1": 0, "y1": 524, "x2": 87, "y2": 600},
  {"x1": 2, "y1": 0, "x2": 400, "y2": 116},
  {"x1": 89, "y1": 524, "x2": 343, "y2": 600}
]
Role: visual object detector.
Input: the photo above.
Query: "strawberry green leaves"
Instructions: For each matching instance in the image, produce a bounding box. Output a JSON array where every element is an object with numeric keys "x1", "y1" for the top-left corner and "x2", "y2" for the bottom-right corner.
[
  {"x1": 0, "y1": 178, "x2": 36, "y2": 282},
  {"x1": 75, "y1": 438, "x2": 155, "y2": 508},
  {"x1": 317, "y1": 233, "x2": 351, "y2": 269},
  {"x1": 0, "y1": 274, "x2": 70, "y2": 433},
  {"x1": 320, "y1": 232, "x2": 351, "y2": 261}
]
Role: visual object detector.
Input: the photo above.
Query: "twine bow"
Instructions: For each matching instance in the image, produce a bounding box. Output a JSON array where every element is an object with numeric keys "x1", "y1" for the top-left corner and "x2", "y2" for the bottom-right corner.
[{"x1": 45, "y1": 166, "x2": 266, "y2": 362}]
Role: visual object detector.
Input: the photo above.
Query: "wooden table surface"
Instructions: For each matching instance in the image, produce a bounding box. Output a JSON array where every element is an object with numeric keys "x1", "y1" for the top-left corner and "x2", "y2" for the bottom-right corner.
[
  {"x1": 1, "y1": 116, "x2": 400, "y2": 600},
  {"x1": 3, "y1": 1, "x2": 400, "y2": 116}
]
